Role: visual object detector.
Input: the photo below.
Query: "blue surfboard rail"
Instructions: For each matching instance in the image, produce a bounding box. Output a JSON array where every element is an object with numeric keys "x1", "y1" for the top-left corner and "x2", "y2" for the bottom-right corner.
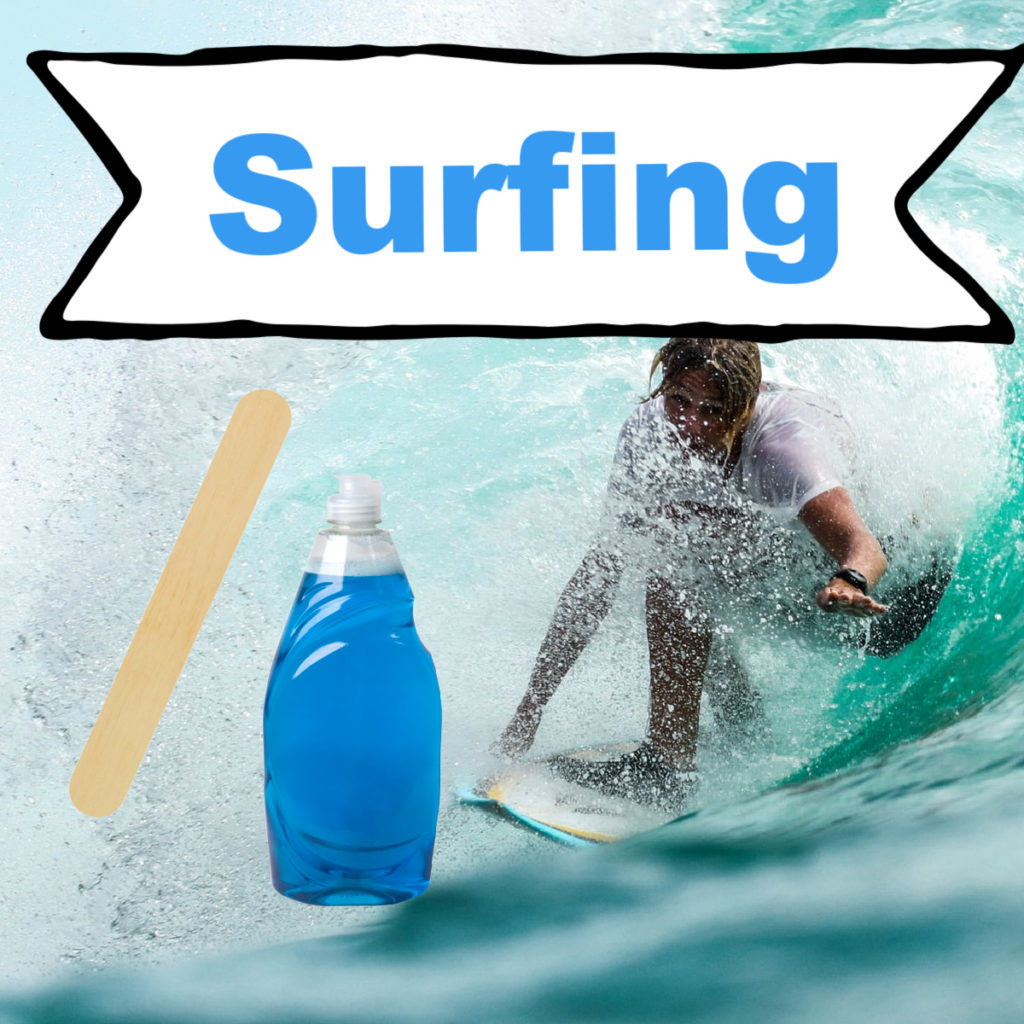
[{"x1": 456, "y1": 787, "x2": 598, "y2": 847}]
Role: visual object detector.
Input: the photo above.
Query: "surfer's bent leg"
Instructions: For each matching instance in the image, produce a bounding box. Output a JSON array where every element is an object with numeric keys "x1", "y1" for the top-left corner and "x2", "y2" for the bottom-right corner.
[
  {"x1": 495, "y1": 544, "x2": 625, "y2": 756},
  {"x1": 645, "y1": 573, "x2": 711, "y2": 769}
]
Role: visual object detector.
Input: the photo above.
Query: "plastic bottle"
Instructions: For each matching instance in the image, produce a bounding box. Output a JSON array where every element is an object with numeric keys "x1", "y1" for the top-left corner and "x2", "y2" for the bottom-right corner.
[{"x1": 263, "y1": 474, "x2": 441, "y2": 905}]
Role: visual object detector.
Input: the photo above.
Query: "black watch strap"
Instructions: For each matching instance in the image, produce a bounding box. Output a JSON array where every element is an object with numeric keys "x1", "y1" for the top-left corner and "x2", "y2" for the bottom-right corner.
[{"x1": 830, "y1": 568, "x2": 869, "y2": 594}]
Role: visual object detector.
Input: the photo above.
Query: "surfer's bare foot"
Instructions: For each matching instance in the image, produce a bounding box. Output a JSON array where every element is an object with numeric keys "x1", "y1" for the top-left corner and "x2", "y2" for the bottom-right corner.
[
  {"x1": 492, "y1": 695, "x2": 544, "y2": 757},
  {"x1": 548, "y1": 742, "x2": 696, "y2": 811}
]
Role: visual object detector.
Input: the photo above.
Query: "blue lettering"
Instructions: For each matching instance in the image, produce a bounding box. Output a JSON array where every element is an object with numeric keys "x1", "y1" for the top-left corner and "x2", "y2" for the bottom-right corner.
[
  {"x1": 506, "y1": 130, "x2": 575, "y2": 251},
  {"x1": 442, "y1": 164, "x2": 509, "y2": 252},
  {"x1": 208, "y1": 132, "x2": 839, "y2": 286},
  {"x1": 636, "y1": 162, "x2": 728, "y2": 251},
  {"x1": 210, "y1": 133, "x2": 316, "y2": 256},
  {"x1": 332, "y1": 166, "x2": 424, "y2": 254},
  {"x1": 581, "y1": 132, "x2": 616, "y2": 252},
  {"x1": 743, "y1": 162, "x2": 838, "y2": 284}
]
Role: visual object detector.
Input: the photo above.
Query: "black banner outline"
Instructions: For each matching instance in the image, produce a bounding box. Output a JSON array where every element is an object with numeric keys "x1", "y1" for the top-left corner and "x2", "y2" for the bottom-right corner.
[{"x1": 27, "y1": 43, "x2": 1024, "y2": 343}]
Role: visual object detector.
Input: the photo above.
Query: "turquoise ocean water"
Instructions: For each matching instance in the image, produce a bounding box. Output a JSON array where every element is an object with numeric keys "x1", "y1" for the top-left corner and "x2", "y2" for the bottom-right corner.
[{"x1": 2, "y1": 0, "x2": 1024, "y2": 1021}]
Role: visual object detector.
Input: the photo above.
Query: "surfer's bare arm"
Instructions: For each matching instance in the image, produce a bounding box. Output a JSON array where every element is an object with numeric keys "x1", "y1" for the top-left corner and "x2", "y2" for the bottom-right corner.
[
  {"x1": 798, "y1": 487, "x2": 889, "y2": 618},
  {"x1": 495, "y1": 543, "x2": 626, "y2": 757}
]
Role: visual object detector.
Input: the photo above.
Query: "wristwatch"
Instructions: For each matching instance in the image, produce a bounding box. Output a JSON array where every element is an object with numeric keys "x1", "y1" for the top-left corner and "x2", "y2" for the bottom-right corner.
[{"x1": 830, "y1": 567, "x2": 869, "y2": 594}]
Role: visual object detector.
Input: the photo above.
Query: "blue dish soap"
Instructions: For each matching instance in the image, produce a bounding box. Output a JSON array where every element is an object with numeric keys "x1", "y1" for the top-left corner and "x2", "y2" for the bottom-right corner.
[{"x1": 264, "y1": 474, "x2": 441, "y2": 905}]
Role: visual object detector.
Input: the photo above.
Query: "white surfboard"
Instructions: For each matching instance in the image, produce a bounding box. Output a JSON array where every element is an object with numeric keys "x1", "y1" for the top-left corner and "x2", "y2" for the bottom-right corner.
[{"x1": 461, "y1": 741, "x2": 685, "y2": 844}]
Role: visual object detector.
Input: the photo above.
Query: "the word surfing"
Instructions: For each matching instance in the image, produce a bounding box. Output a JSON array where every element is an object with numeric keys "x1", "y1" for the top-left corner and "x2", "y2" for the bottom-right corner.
[{"x1": 210, "y1": 130, "x2": 838, "y2": 284}]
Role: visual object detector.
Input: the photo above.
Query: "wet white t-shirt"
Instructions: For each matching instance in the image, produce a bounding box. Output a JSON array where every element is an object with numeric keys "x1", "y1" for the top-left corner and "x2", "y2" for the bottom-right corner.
[{"x1": 606, "y1": 383, "x2": 855, "y2": 523}]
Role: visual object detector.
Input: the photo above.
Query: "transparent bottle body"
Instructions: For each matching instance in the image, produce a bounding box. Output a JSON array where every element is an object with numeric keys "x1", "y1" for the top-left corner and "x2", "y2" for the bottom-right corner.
[{"x1": 263, "y1": 524, "x2": 441, "y2": 905}]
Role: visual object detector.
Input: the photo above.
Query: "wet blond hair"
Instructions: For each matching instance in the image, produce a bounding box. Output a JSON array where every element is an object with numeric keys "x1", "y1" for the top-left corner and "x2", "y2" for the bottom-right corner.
[{"x1": 649, "y1": 337, "x2": 762, "y2": 424}]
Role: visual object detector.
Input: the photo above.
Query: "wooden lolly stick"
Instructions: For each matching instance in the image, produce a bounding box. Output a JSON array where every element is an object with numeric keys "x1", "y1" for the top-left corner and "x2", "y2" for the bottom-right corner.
[{"x1": 70, "y1": 389, "x2": 291, "y2": 817}]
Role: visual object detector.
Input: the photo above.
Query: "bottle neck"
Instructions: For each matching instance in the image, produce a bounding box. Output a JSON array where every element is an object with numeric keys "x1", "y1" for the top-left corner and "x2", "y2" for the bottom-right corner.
[
  {"x1": 309, "y1": 523, "x2": 402, "y2": 577},
  {"x1": 325, "y1": 520, "x2": 384, "y2": 536}
]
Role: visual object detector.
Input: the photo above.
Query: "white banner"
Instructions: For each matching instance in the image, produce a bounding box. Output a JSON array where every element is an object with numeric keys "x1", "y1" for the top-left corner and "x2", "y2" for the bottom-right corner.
[{"x1": 30, "y1": 46, "x2": 1022, "y2": 341}]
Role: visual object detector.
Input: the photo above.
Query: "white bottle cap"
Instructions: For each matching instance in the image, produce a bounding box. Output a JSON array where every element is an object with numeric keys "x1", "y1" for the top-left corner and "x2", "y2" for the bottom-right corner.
[{"x1": 327, "y1": 474, "x2": 383, "y2": 525}]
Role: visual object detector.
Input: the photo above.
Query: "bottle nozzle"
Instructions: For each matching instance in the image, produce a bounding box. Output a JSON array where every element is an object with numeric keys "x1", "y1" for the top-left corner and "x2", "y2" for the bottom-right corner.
[{"x1": 327, "y1": 474, "x2": 383, "y2": 525}]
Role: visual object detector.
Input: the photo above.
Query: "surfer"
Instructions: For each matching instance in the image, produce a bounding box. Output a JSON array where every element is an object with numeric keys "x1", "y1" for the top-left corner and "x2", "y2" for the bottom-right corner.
[{"x1": 495, "y1": 337, "x2": 950, "y2": 807}]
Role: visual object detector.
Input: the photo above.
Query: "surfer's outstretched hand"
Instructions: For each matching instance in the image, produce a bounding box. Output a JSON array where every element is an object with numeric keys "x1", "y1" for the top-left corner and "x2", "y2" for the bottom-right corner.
[
  {"x1": 816, "y1": 578, "x2": 888, "y2": 618},
  {"x1": 493, "y1": 695, "x2": 544, "y2": 757}
]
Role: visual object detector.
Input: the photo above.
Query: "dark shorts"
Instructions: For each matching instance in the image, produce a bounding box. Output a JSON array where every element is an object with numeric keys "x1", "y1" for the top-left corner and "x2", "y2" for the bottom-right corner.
[{"x1": 861, "y1": 550, "x2": 954, "y2": 658}]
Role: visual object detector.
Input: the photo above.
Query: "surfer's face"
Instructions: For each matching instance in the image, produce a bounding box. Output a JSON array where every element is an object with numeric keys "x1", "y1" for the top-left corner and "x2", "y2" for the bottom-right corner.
[{"x1": 662, "y1": 370, "x2": 741, "y2": 457}]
